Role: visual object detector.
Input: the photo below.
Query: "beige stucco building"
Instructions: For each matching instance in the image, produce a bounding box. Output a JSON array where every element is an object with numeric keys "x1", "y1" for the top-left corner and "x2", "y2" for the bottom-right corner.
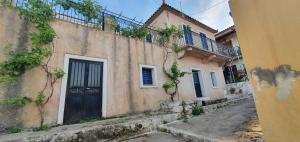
[
  {"x1": 0, "y1": 3, "x2": 231, "y2": 129},
  {"x1": 215, "y1": 26, "x2": 253, "y2": 95}
]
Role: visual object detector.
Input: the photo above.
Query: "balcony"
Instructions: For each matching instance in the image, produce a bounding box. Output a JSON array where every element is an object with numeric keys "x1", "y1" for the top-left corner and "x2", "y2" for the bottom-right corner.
[
  {"x1": 182, "y1": 31, "x2": 231, "y2": 56},
  {"x1": 228, "y1": 46, "x2": 242, "y2": 58}
]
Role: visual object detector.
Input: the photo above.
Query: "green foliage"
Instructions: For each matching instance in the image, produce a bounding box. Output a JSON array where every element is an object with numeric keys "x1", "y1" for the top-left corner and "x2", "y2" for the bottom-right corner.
[
  {"x1": 0, "y1": 0, "x2": 12, "y2": 7},
  {"x1": 7, "y1": 127, "x2": 22, "y2": 133},
  {"x1": 121, "y1": 26, "x2": 149, "y2": 39},
  {"x1": 53, "y1": 68, "x2": 65, "y2": 79},
  {"x1": 32, "y1": 124, "x2": 50, "y2": 131},
  {"x1": 30, "y1": 27, "x2": 56, "y2": 47},
  {"x1": 162, "y1": 61, "x2": 190, "y2": 100},
  {"x1": 170, "y1": 61, "x2": 190, "y2": 79},
  {"x1": 191, "y1": 104, "x2": 204, "y2": 116},
  {"x1": 106, "y1": 16, "x2": 117, "y2": 28},
  {"x1": 94, "y1": 23, "x2": 102, "y2": 30},
  {"x1": 19, "y1": 0, "x2": 54, "y2": 26},
  {"x1": 57, "y1": 0, "x2": 102, "y2": 21},
  {"x1": 35, "y1": 91, "x2": 45, "y2": 106},
  {"x1": 172, "y1": 43, "x2": 184, "y2": 53},
  {"x1": 0, "y1": 0, "x2": 55, "y2": 84},
  {"x1": 157, "y1": 25, "x2": 183, "y2": 45},
  {"x1": 0, "y1": 96, "x2": 32, "y2": 106},
  {"x1": 0, "y1": 48, "x2": 45, "y2": 78},
  {"x1": 0, "y1": 0, "x2": 99, "y2": 129},
  {"x1": 162, "y1": 81, "x2": 175, "y2": 93}
]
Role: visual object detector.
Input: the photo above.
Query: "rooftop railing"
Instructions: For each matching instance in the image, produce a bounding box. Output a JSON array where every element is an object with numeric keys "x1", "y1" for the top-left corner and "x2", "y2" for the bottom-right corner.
[{"x1": 8, "y1": 0, "x2": 234, "y2": 57}]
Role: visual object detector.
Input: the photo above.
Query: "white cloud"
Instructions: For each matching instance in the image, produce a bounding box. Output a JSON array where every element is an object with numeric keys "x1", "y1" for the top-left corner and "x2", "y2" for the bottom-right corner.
[{"x1": 189, "y1": 0, "x2": 234, "y2": 31}]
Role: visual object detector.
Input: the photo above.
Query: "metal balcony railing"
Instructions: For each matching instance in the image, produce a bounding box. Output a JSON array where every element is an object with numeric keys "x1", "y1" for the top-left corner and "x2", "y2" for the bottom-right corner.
[
  {"x1": 228, "y1": 46, "x2": 242, "y2": 57},
  {"x1": 179, "y1": 31, "x2": 232, "y2": 57}
]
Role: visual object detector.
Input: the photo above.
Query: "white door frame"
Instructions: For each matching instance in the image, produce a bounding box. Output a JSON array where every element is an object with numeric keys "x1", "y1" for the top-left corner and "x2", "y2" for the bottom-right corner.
[
  {"x1": 191, "y1": 68, "x2": 207, "y2": 98},
  {"x1": 57, "y1": 54, "x2": 108, "y2": 125}
]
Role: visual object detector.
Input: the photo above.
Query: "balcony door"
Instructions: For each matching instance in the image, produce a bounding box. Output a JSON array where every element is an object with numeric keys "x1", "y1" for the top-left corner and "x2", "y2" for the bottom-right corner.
[
  {"x1": 183, "y1": 25, "x2": 194, "y2": 46},
  {"x1": 200, "y1": 32, "x2": 209, "y2": 50}
]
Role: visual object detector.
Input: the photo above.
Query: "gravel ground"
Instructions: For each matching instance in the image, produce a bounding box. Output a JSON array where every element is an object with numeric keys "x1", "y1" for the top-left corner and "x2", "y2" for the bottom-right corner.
[
  {"x1": 234, "y1": 115, "x2": 264, "y2": 142},
  {"x1": 121, "y1": 131, "x2": 185, "y2": 142}
]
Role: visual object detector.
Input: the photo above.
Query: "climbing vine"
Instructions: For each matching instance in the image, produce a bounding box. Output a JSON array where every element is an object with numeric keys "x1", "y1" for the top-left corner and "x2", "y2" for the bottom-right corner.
[
  {"x1": 0, "y1": 0, "x2": 101, "y2": 129},
  {"x1": 120, "y1": 25, "x2": 149, "y2": 39},
  {"x1": 0, "y1": 0, "x2": 63, "y2": 129},
  {"x1": 157, "y1": 25, "x2": 190, "y2": 101},
  {"x1": 56, "y1": 0, "x2": 102, "y2": 21}
]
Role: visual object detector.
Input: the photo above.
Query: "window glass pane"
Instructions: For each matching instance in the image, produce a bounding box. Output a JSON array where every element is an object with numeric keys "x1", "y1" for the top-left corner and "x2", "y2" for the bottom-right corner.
[
  {"x1": 142, "y1": 68, "x2": 153, "y2": 85},
  {"x1": 200, "y1": 32, "x2": 208, "y2": 50},
  {"x1": 210, "y1": 72, "x2": 218, "y2": 87},
  {"x1": 146, "y1": 33, "x2": 152, "y2": 43}
]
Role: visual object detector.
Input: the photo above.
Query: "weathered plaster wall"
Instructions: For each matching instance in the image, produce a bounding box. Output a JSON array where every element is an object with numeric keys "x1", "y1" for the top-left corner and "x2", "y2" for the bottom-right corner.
[
  {"x1": 230, "y1": 0, "x2": 300, "y2": 141},
  {"x1": 0, "y1": 7, "x2": 30, "y2": 131},
  {"x1": 148, "y1": 10, "x2": 216, "y2": 39},
  {"x1": 0, "y1": 8, "x2": 225, "y2": 129}
]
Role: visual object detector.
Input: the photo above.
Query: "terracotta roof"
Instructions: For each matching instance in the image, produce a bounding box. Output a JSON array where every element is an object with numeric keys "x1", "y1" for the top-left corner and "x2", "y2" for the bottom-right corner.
[
  {"x1": 144, "y1": 3, "x2": 218, "y2": 33},
  {"x1": 215, "y1": 25, "x2": 236, "y2": 39}
]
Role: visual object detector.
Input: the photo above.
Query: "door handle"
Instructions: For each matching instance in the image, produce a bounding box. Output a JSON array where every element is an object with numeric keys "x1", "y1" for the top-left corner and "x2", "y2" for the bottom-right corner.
[{"x1": 86, "y1": 88, "x2": 91, "y2": 90}]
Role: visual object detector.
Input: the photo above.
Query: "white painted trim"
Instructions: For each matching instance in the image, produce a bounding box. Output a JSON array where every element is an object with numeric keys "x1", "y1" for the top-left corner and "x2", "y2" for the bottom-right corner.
[
  {"x1": 139, "y1": 64, "x2": 158, "y2": 88},
  {"x1": 57, "y1": 54, "x2": 108, "y2": 125},
  {"x1": 209, "y1": 70, "x2": 219, "y2": 89},
  {"x1": 191, "y1": 68, "x2": 207, "y2": 98}
]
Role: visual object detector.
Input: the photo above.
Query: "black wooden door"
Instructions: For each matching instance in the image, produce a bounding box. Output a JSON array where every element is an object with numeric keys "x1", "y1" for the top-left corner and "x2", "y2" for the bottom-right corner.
[
  {"x1": 192, "y1": 71, "x2": 203, "y2": 98},
  {"x1": 63, "y1": 59, "x2": 103, "y2": 124}
]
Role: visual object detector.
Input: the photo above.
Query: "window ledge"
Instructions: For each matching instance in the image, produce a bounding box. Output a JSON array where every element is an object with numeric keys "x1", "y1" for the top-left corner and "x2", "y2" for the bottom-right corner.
[{"x1": 140, "y1": 85, "x2": 159, "y2": 89}]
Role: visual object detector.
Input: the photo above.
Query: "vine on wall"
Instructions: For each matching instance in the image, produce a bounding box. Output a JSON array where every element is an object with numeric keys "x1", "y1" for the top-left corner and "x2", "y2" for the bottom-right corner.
[
  {"x1": 0, "y1": 0, "x2": 188, "y2": 129},
  {"x1": 0, "y1": 0, "x2": 102, "y2": 129},
  {"x1": 157, "y1": 25, "x2": 190, "y2": 101}
]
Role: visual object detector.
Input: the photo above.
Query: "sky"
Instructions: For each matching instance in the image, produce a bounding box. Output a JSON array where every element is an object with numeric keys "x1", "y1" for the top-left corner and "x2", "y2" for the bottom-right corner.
[{"x1": 98, "y1": 0, "x2": 234, "y2": 32}]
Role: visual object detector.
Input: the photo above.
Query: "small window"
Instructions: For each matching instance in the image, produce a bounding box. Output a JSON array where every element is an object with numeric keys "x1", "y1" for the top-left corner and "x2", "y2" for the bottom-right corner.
[
  {"x1": 210, "y1": 72, "x2": 218, "y2": 88},
  {"x1": 140, "y1": 64, "x2": 157, "y2": 88},
  {"x1": 146, "y1": 33, "x2": 152, "y2": 43},
  {"x1": 142, "y1": 68, "x2": 153, "y2": 85}
]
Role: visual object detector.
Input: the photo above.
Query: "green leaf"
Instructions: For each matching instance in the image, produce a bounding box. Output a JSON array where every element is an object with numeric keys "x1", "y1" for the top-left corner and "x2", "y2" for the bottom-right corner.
[
  {"x1": 35, "y1": 91, "x2": 45, "y2": 106},
  {"x1": 0, "y1": 96, "x2": 32, "y2": 106},
  {"x1": 54, "y1": 69, "x2": 65, "y2": 79}
]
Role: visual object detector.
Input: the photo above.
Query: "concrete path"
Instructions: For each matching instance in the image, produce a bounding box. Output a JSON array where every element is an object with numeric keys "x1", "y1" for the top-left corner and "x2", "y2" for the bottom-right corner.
[
  {"x1": 122, "y1": 131, "x2": 185, "y2": 142},
  {"x1": 160, "y1": 98, "x2": 257, "y2": 142}
]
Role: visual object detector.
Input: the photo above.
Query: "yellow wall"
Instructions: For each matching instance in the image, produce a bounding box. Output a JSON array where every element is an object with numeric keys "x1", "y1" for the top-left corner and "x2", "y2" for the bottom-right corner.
[{"x1": 230, "y1": 0, "x2": 300, "y2": 141}]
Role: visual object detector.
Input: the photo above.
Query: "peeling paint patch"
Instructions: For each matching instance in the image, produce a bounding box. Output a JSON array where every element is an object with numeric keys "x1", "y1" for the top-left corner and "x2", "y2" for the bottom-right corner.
[{"x1": 251, "y1": 64, "x2": 300, "y2": 100}]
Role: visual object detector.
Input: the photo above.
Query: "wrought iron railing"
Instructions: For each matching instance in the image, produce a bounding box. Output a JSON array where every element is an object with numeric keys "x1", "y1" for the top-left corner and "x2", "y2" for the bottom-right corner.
[
  {"x1": 7, "y1": 0, "x2": 233, "y2": 57},
  {"x1": 183, "y1": 31, "x2": 232, "y2": 56},
  {"x1": 228, "y1": 46, "x2": 242, "y2": 57}
]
